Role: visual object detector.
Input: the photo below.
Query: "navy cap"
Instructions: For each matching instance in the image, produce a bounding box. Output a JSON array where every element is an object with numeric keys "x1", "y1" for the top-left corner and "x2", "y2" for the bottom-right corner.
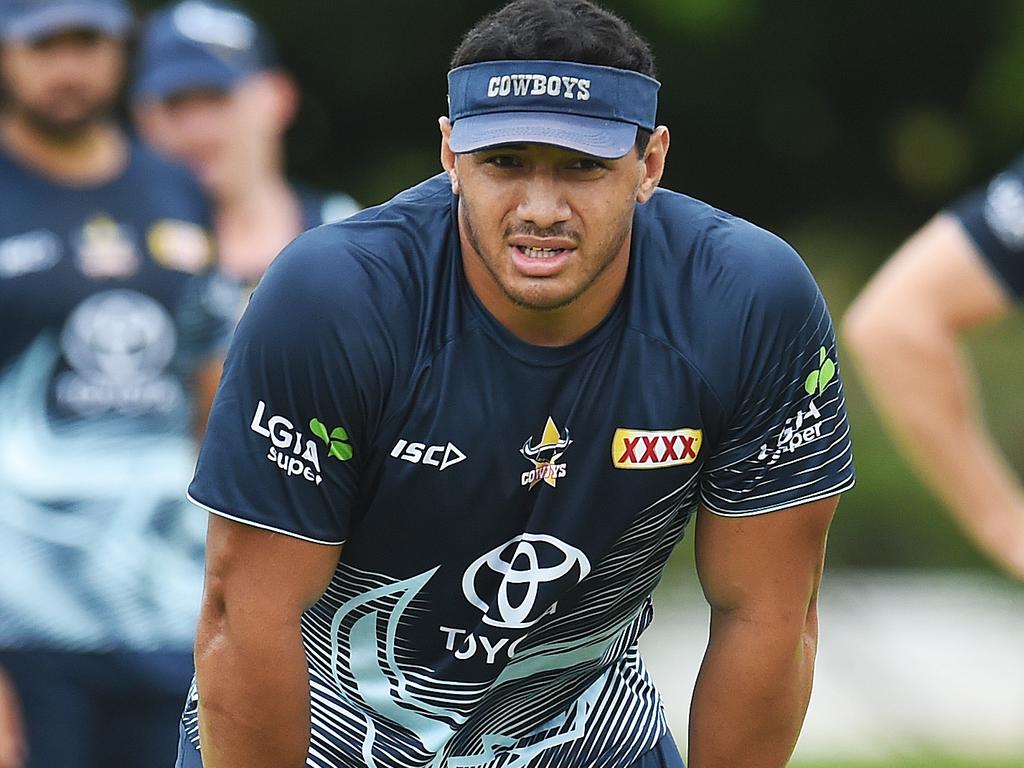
[
  {"x1": 447, "y1": 60, "x2": 660, "y2": 160},
  {"x1": 133, "y1": 0, "x2": 274, "y2": 102},
  {"x1": 0, "y1": 0, "x2": 132, "y2": 41}
]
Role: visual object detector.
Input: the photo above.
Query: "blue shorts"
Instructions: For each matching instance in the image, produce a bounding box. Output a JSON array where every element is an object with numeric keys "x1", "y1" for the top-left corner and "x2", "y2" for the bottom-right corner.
[
  {"x1": 175, "y1": 722, "x2": 201, "y2": 768},
  {"x1": 634, "y1": 732, "x2": 685, "y2": 767},
  {"x1": 0, "y1": 649, "x2": 193, "y2": 768},
  {"x1": 176, "y1": 729, "x2": 684, "y2": 767}
]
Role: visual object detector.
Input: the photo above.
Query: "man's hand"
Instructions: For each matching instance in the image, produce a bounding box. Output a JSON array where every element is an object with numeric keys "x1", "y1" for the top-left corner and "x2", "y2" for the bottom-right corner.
[{"x1": 0, "y1": 667, "x2": 26, "y2": 768}]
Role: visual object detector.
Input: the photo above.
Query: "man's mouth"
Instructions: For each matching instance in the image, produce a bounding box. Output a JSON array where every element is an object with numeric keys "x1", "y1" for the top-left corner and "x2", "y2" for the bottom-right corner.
[
  {"x1": 508, "y1": 242, "x2": 575, "y2": 278},
  {"x1": 519, "y1": 246, "x2": 569, "y2": 260}
]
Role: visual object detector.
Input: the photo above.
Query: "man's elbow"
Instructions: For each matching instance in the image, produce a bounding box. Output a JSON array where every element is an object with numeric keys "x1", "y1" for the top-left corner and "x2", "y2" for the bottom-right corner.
[
  {"x1": 842, "y1": 288, "x2": 896, "y2": 363},
  {"x1": 800, "y1": 600, "x2": 820, "y2": 663},
  {"x1": 194, "y1": 575, "x2": 230, "y2": 663},
  {"x1": 713, "y1": 597, "x2": 820, "y2": 649},
  {"x1": 842, "y1": 282, "x2": 934, "y2": 374}
]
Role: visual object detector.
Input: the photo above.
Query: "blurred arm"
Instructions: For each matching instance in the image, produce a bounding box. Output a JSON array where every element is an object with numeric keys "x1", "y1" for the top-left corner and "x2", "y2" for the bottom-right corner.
[
  {"x1": 0, "y1": 666, "x2": 25, "y2": 768},
  {"x1": 196, "y1": 515, "x2": 342, "y2": 768},
  {"x1": 843, "y1": 214, "x2": 1024, "y2": 578},
  {"x1": 193, "y1": 356, "x2": 223, "y2": 445},
  {"x1": 688, "y1": 497, "x2": 837, "y2": 768}
]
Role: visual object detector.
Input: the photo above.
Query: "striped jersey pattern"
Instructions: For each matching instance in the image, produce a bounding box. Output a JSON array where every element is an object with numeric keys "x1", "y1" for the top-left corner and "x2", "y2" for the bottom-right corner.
[{"x1": 183, "y1": 478, "x2": 698, "y2": 767}]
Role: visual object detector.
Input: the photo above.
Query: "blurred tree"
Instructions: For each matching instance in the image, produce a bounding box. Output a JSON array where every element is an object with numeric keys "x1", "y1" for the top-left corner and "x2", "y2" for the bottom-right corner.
[{"x1": 131, "y1": 0, "x2": 1012, "y2": 219}]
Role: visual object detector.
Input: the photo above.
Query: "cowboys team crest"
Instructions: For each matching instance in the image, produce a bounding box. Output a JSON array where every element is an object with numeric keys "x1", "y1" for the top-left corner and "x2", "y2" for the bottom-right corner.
[
  {"x1": 74, "y1": 216, "x2": 140, "y2": 279},
  {"x1": 520, "y1": 417, "x2": 572, "y2": 489}
]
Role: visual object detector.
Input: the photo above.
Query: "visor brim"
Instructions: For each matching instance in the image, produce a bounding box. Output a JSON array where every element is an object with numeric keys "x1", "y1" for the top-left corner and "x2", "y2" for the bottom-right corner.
[
  {"x1": 133, "y1": 58, "x2": 246, "y2": 103},
  {"x1": 449, "y1": 112, "x2": 638, "y2": 160}
]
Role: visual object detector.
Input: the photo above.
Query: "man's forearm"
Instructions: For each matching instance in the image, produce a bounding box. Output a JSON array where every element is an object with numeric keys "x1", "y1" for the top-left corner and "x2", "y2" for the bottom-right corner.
[
  {"x1": 688, "y1": 611, "x2": 817, "y2": 768},
  {"x1": 195, "y1": 603, "x2": 311, "y2": 768}
]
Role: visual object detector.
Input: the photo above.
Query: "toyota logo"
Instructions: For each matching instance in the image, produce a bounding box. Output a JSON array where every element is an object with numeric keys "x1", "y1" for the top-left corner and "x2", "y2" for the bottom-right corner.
[{"x1": 462, "y1": 533, "x2": 591, "y2": 629}]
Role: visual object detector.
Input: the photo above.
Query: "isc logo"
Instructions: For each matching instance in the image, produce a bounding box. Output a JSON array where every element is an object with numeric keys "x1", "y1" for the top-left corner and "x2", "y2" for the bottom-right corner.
[
  {"x1": 611, "y1": 428, "x2": 703, "y2": 470},
  {"x1": 391, "y1": 439, "x2": 467, "y2": 472}
]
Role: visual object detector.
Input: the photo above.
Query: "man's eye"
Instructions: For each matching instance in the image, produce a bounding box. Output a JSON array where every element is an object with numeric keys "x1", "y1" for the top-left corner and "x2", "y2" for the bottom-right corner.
[
  {"x1": 485, "y1": 156, "x2": 523, "y2": 168},
  {"x1": 567, "y1": 158, "x2": 607, "y2": 171}
]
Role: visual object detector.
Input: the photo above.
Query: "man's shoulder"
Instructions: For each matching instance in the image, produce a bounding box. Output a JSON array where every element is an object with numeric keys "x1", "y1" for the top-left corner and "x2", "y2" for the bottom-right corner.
[
  {"x1": 946, "y1": 152, "x2": 1024, "y2": 297},
  {"x1": 258, "y1": 175, "x2": 455, "y2": 324},
  {"x1": 340, "y1": 173, "x2": 453, "y2": 231},
  {"x1": 0, "y1": 142, "x2": 21, "y2": 179},
  {"x1": 127, "y1": 141, "x2": 209, "y2": 211},
  {"x1": 300, "y1": 174, "x2": 453, "y2": 272},
  {"x1": 637, "y1": 188, "x2": 818, "y2": 315},
  {"x1": 629, "y1": 188, "x2": 826, "y2": 400}
]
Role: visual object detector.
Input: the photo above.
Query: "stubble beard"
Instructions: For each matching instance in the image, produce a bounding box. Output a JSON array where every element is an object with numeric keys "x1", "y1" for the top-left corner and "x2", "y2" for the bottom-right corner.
[
  {"x1": 8, "y1": 90, "x2": 113, "y2": 143},
  {"x1": 459, "y1": 191, "x2": 634, "y2": 313}
]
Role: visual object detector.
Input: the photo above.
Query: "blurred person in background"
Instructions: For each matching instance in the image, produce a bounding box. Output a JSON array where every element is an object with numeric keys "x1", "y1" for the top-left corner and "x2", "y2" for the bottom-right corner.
[
  {"x1": 132, "y1": 0, "x2": 359, "y2": 288},
  {"x1": 845, "y1": 156, "x2": 1024, "y2": 580},
  {"x1": 175, "y1": 1, "x2": 855, "y2": 766},
  {"x1": 0, "y1": 0, "x2": 237, "y2": 766}
]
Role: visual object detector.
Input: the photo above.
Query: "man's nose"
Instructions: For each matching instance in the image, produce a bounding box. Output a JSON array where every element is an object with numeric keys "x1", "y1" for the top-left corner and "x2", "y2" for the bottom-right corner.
[{"x1": 516, "y1": 171, "x2": 571, "y2": 230}]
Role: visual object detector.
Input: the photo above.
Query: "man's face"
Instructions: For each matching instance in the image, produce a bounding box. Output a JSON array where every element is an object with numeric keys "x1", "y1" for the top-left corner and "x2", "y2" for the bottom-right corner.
[
  {"x1": 135, "y1": 76, "x2": 281, "y2": 200},
  {"x1": 451, "y1": 140, "x2": 648, "y2": 313},
  {"x1": 0, "y1": 29, "x2": 124, "y2": 138}
]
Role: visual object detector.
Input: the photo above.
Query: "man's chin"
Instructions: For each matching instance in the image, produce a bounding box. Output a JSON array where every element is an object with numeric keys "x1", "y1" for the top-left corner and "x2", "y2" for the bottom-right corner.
[
  {"x1": 18, "y1": 106, "x2": 110, "y2": 142},
  {"x1": 506, "y1": 285, "x2": 580, "y2": 313}
]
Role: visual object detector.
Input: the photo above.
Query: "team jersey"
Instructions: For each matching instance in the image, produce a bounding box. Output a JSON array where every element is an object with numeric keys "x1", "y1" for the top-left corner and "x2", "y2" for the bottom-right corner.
[
  {"x1": 184, "y1": 174, "x2": 855, "y2": 768},
  {"x1": 0, "y1": 140, "x2": 236, "y2": 652},
  {"x1": 950, "y1": 153, "x2": 1024, "y2": 298}
]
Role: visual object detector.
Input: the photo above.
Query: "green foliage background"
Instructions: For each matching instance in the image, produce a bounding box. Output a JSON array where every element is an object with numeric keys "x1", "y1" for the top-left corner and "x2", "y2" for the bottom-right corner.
[{"x1": 132, "y1": 0, "x2": 1024, "y2": 575}]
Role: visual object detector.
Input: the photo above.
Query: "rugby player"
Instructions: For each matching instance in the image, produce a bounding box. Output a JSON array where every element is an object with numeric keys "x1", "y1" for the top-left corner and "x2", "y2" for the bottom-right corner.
[
  {"x1": 176, "y1": 1, "x2": 856, "y2": 766},
  {"x1": 132, "y1": 0, "x2": 359, "y2": 287},
  {"x1": 0, "y1": 1, "x2": 236, "y2": 766}
]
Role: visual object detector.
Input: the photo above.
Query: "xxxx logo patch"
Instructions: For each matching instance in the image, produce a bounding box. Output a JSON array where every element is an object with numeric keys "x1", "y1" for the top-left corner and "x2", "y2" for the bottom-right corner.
[{"x1": 611, "y1": 428, "x2": 703, "y2": 470}]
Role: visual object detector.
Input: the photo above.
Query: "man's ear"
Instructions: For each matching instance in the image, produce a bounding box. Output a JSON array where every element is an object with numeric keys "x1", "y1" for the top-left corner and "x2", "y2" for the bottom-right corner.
[
  {"x1": 636, "y1": 125, "x2": 670, "y2": 204},
  {"x1": 259, "y1": 71, "x2": 300, "y2": 134},
  {"x1": 439, "y1": 116, "x2": 460, "y2": 195}
]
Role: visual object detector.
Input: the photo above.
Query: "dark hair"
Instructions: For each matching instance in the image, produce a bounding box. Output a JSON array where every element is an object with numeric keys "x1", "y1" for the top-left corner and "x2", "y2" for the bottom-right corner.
[
  {"x1": 451, "y1": 0, "x2": 657, "y2": 155},
  {"x1": 451, "y1": 0, "x2": 656, "y2": 78}
]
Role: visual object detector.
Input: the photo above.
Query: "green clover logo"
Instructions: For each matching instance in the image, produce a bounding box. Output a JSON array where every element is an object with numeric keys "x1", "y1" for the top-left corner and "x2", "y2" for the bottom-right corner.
[
  {"x1": 310, "y1": 418, "x2": 353, "y2": 461},
  {"x1": 804, "y1": 346, "x2": 836, "y2": 396}
]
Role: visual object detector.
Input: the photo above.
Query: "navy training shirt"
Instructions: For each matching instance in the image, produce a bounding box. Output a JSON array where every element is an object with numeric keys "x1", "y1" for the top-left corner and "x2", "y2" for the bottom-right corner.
[
  {"x1": 0, "y1": 140, "x2": 237, "y2": 652},
  {"x1": 950, "y1": 153, "x2": 1024, "y2": 298},
  {"x1": 185, "y1": 174, "x2": 856, "y2": 768}
]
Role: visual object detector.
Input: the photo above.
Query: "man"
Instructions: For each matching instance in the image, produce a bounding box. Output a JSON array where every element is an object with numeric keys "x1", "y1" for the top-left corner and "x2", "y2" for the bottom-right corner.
[
  {"x1": 0, "y1": 1, "x2": 236, "y2": 766},
  {"x1": 132, "y1": 0, "x2": 359, "y2": 286},
  {"x1": 844, "y1": 157, "x2": 1024, "y2": 579},
  {"x1": 177, "y1": 1, "x2": 855, "y2": 766}
]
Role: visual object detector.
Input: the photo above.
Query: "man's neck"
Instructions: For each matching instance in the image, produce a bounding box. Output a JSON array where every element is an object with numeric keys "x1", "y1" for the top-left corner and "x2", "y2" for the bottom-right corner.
[
  {"x1": 0, "y1": 114, "x2": 127, "y2": 185},
  {"x1": 216, "y1": 176, "x2": 303, "y2": 283},
  {"x1": 460, "y1": 231, "x2": 631, "y2": 348}
]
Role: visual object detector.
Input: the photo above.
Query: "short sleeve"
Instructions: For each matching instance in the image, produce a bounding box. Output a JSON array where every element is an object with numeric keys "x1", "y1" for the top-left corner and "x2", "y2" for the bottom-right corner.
[
  {"x1": 187, "y1": 232, "x2": 380, "y2": 545},
  {"x1": 948, "y1": 154, "x2": 1024, "y2": 299},
  {"x1": 700, "y1": 238, "x2": 855, "y2": 517}
]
